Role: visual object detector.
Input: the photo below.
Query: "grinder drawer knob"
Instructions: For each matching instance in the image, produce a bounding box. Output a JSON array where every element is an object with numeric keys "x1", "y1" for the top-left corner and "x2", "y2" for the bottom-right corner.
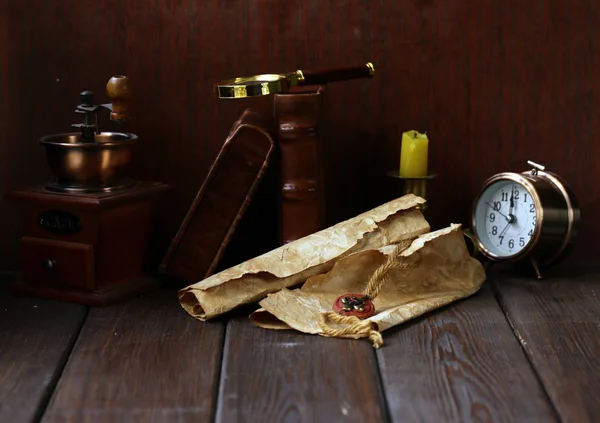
[{"x1": 43, "y1": 258, "x2": 57, "y2": 271}]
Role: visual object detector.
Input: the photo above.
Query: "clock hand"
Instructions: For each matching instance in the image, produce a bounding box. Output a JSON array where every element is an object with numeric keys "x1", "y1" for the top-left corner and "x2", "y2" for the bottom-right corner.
[
  {"x1": 485, "y1": 202, "x2": 510, "y2": 221},
  {"x1": 499, "y1": 221, "x2": 510, "y2": 238},
  {"x1": 508, "y1": 185, "x2": 515, "y2": 217}
]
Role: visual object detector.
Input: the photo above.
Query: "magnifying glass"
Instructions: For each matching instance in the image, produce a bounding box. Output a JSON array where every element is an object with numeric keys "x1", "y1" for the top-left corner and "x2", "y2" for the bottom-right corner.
[{"x1": 214, "y1": 62, "x2": 375, "y2": 99}]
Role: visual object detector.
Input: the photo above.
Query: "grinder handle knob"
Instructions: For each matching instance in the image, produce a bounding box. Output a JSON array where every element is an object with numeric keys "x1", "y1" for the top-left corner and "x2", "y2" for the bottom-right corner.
[
  {"x1": 106, "y1": 75, "x2": 130, "y2": 121},
  {"x1": 80, "y1": 90, "x2": 94, "y2": 106}
]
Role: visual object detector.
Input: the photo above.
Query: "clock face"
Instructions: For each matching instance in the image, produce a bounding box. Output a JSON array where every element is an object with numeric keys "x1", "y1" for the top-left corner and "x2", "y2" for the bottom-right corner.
[{"x1": 473, "y1": 179, "x2": 539, "y2": 259}]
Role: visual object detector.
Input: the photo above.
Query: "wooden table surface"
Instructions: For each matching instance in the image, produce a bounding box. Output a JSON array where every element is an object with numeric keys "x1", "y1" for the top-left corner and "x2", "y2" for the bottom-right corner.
[{"x1": 1, "y1": 263, "x2": 599, "y2": 423}]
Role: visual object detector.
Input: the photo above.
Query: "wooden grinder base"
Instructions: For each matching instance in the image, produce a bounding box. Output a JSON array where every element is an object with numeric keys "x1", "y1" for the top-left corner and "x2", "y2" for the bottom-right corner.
[{"x1": 5, "y1": 181, "x2": 170, "y2": 306}]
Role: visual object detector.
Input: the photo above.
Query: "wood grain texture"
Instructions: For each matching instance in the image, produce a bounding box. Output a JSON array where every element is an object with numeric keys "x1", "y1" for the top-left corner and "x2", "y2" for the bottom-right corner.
[
  {"x1": 41, "y1": 289, "x2": 224, "y2": 423},
  {"x1": 0, "y1": 272, "x2": 86, "y2": 423},
  {"x1": 494, "y1": 264, "x2": 600, "y2": 423},
  {"x1": 2, "y1": 0, "x2": 600, "y2": 271},
  {"x1": 215, "y1": 318, "x2": 388, "y2": 423},
  {"x1": 377, "y1": 282, "x2": 557, "y2": 423}
]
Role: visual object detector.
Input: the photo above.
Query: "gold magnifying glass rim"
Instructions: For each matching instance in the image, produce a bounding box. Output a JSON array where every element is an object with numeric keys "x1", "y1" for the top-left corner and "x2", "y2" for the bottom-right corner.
[{"x1": 214, "y1": 73, "x2": 298, "y2": 99}]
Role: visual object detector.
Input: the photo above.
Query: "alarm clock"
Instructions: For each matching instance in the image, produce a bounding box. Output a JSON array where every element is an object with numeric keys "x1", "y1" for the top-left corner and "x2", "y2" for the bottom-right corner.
[{"x1": 469, "y1": 160, "x2": 580, "y2": 278}]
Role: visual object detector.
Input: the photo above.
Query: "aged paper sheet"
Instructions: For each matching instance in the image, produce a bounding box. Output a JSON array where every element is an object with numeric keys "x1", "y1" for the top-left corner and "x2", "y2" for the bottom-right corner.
[{"x1": 249, "y1": 224, "x2": 486, "y2": 346}]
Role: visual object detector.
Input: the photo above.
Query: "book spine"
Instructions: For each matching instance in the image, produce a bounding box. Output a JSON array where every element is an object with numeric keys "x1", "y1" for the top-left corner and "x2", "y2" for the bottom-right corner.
[
  {"x1": 160, "y1": 109, "x2": 275, "y2": 281},
  {"x1": 274, "y1": 85, "x2": 326, "y2": 244}
]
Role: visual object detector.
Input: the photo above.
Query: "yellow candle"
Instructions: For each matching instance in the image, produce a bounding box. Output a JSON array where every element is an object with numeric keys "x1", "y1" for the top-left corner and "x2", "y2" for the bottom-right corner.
[{"x1": 399, "y1": 130, "x2": 429, "y2": 177}]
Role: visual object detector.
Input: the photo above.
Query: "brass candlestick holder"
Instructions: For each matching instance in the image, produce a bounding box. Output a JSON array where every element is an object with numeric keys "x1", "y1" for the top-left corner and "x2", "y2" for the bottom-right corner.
[{"x1": 385, "y1": 171, "x2": 438, "y2": 210}]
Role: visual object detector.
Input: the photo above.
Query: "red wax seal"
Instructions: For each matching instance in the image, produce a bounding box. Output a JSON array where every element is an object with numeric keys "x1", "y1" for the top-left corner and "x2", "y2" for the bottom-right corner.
[{"x1": 332, "y1": 294, "x2": 375, "y2": 319}]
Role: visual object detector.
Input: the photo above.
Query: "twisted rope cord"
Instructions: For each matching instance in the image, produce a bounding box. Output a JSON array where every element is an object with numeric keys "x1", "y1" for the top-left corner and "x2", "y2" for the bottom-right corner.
[
  {"x1": 362, "y1": 238, "x2": 420, "y2": 300},
  {"x1": 318, "y1": 313, "x2": 384, "y2": 348},
  {"x1": 317, "y1": 238, "x2": 422, "y2": 349}
]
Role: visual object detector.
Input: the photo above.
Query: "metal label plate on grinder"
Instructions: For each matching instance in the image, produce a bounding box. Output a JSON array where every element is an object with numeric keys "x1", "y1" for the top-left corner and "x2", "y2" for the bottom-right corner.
[{"x1": 38, "y1": 210, "x2": 82, "y2": 235}]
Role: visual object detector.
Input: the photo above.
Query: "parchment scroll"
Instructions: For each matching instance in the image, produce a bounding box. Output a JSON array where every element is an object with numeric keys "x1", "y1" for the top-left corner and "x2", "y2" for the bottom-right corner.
[{"x1": 179, "y1": 194, "x2": 431, "y2": 320}]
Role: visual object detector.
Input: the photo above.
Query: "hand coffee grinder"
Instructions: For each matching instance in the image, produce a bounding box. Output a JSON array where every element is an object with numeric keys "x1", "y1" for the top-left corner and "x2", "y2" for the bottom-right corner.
[{"x1": 5, "y1": 75, "x2": 170, "y2": 306}]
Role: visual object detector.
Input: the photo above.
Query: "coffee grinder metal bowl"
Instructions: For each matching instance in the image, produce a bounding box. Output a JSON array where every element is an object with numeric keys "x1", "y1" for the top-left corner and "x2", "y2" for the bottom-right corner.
[{"x1": 40, "y1": 75, "x2": 137, "y2": 193}]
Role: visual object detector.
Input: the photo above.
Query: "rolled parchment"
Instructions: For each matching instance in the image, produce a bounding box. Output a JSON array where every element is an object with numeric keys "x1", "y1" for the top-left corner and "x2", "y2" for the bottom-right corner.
[
  {"x1": 179, "y1": 194, "x2": 430, "y2": 320},
  {"x1": 249, "y1": 224, "x2": 486, "y2": 347}
]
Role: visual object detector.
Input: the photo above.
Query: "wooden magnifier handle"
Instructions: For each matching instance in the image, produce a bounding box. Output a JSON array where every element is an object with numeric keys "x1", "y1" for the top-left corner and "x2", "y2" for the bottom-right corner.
[
  {"x1": 298, "y1": 62, "x2": 375, "y2": 85},
  {"x1": 106, "y1": 75, "x2": 130, "y2": 121}
]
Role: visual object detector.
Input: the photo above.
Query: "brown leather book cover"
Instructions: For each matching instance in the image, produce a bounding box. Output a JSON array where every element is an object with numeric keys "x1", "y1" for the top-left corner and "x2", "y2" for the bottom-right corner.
[
  {"x1": 160, "y1": 108, "x2": 275, "y2": 282},
  {"x1": 274, "y1": 85, "x2": 326, "y2": 244}
]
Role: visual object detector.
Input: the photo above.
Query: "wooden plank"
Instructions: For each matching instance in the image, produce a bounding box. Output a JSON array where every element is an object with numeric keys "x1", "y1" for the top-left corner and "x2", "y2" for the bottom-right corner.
[
  {"x1": 377, "y1": 282, "x2": 557, "y2": 423},
  {"x1": 494, "y1": 263, "x2": 600, "y2": 423},
  {"x1": 0, "y1": 273, "x2": 87, "y2": 423},
  {"x1": 41, "y1": 289, "x2": 225, "y2": 423},
  {"x1": 215, "y1": 318, "x2": 389, "y2": 423}
]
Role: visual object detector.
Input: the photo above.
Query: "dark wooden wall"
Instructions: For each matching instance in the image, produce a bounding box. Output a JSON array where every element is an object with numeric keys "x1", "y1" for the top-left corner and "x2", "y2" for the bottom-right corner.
[{"x1": 1, "y1": 0, "x2": 599, "y2": 272}]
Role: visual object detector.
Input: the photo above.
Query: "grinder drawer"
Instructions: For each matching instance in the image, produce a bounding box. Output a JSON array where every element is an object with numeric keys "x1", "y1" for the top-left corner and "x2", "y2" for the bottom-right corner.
[{"x1": 21, "y1": 237, "x2": 95, "y2": 290}]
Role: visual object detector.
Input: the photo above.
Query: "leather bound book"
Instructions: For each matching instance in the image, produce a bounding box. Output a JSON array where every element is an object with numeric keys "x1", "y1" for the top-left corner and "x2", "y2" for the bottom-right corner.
[
  {"x1": 274, "y1": 85, "x2": 326, "y2": 244},
  {"x1": 160, "y1": 108, "x2": 275, "y2": 282}
]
